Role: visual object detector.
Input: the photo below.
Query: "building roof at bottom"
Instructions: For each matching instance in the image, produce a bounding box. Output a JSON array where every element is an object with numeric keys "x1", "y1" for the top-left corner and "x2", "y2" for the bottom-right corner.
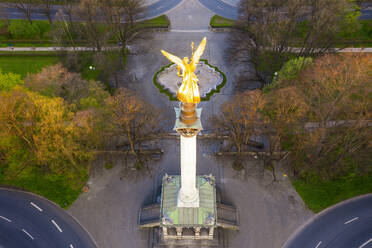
[{"x1": 161, "y1": 175, "x2": 216, "y2": 227}]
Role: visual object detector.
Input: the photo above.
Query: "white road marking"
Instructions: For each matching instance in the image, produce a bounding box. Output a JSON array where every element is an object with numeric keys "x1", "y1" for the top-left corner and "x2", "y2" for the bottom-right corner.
[
  {"x1": 344, "y1": 217, "x2": 359, "y2": 224},
  {"x1": 69, "y1": 244, "x2": 74, "y2": 248},
  {"x1": 51, "y1": 219, "x2": 62, "y2": 232},
  {"x1": 0, "y1": 216, "x2": 12, "y2": 222},
  {"x1": 171, "y1": 29, "x2": 209, "y2": 33},
  {"x1": 315, "y1": 241, "x2": 322, "y2": 248},
  {"x1": 360, "y1": 239, "x2": 372, "y2": 248},
  {"x1": 22, "y1": 229, "x2": 34, "y2": 240},
  {"x1": 30, "y1": 202, "x2": 43, "y2": 212}
]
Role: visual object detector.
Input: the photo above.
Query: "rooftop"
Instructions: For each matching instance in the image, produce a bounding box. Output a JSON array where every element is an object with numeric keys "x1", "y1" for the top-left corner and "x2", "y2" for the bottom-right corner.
[{"x1": 161, "y1": 175, "x2": 217, "y2": 227}]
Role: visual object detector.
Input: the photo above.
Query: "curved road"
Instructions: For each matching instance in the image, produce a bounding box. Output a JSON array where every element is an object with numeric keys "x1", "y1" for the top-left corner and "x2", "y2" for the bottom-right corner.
[
  {"x1": 0, "y1": 188, "x2": 97, "y2": 248},
  {"x1": 2, "y1": 0, "x2": 183, "y2": 21},
  {"x1": 198, "y1": 0, "x2": 238, "y2": 20},
  {"x1": 198, "y1": 0, "x2": 372, "y2": 21},
  {"x1": 283, "y1": 194, "x2": 372, "y2": 248}
]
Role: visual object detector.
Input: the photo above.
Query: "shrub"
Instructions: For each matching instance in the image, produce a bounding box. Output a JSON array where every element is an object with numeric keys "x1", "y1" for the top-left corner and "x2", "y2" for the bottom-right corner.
[
  {"x1": 263, "y1": 57, "x2": 313, "y2": 93},
  {"x1": 8, "y1": 20, "x2": 50, "y2": 39},
  {"x1": 0, "y1": 70, "x2": 23, "y2": 91}
]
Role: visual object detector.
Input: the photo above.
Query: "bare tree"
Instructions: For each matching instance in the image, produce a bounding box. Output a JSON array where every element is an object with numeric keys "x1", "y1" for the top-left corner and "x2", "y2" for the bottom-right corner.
[
  {"x1": 211, "y1": 90, "x2": 265, "y2": 170},
  {"x1": 231, "y1": 0, "x2": 358, "y2": 87},
  {"x1": 0, "y1": 4, "x2": 10, "y2": 26},
  {"x1": 106, "y1": 88, "x2": 163, "y2": 169},
  {"x1": 36, "y1": 0, "x2": 54, "y2": 23},
  {"x1": 100, "y1": 0, "x2": 145, "y2": 56},
  {"x1": 8, "y1": 0, "x2": 37, "y2": 24}
]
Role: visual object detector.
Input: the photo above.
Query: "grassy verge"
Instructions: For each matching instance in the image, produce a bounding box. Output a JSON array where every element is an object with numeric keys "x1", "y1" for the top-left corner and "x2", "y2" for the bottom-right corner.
[
  {"x1": 0, "y1": 167, "x2": 84, "y2": 208},
  {"x1": 210, "y1": 15, "x2": 235, "y2": 28},
  {"x1": 136, "y1": 15, "x2": 170, "y2": 29},
  {"x1": 0, "y1": 55, "x2": 59, "y2": 78},
  {"x1": 0, "y1": 15, "x2": 170, "y2": 47},
  {"x1": 293, "y1": 175, "x2": 372, "y2": 213}
]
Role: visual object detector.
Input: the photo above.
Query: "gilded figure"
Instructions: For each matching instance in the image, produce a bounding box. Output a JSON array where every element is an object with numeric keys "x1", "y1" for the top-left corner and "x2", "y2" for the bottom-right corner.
[{"x1": 161, "y1": 37, "x2": 207, "y2": 103}]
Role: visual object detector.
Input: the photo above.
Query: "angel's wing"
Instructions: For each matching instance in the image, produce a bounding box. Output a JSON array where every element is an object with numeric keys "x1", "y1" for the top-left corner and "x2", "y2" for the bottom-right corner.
[
  {"x1": 191, "y1": 37, "x2": 207, "y2": 69},
  {"x1": 161, "y1": 50, "x2": 185, "y2": 71}
]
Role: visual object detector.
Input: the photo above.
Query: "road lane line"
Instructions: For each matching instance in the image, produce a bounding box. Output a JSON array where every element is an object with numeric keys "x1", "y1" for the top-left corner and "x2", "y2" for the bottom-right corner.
[
  {"x1": 69, "y1": 244, "x2": 74, "y2": 248},
  {"x1": 22, "y1": 229, "x2": 34, "y2": 240},
  {"x1": 344, "y1": 217, "x2": 359, "y2": 224},
  {"x1": 171, "y1": 29, "x2": 210, "y2": 33},
  {"x1": 51, "y1": 219, "x2": 63, "y2": 232},
  {"x1": 315, "y1": 241, "x2": 322, "y2": 248},
  {"x1": 0, "y1": 216, "x2": 12, "y2": 222},
  {"x1": 30, "y1": 202, "x2": 43, "y2": 212},
  {"x1": 360, "y1": 238, "x2": 372, "y2": 248}
]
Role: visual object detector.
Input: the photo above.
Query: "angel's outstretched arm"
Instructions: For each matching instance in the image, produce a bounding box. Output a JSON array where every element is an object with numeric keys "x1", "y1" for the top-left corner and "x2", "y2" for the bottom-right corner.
[
  {"x1": 161, "y1": 50, "x2": 186, "y2": 72},
  {"x1": 191, "y1": 37, "x2": 207, "y2": 69}
]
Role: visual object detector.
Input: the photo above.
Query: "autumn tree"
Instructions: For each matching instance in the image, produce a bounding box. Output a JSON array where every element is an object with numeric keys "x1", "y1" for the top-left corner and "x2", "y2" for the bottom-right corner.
[
  {"x1": 106, "y1": 88, "x2": 162, "y2": 169},
  {"x1": 0, "y1": 88, "x2": 93, "y2": 184},
  {"x1": 24, "y1": 63, "x2": 109, "y2": 109},
  {"x1": 231, "y1": 0, "x2": 359, "y2": 87},
  {"x1": 265, "y1": 54, "x2": 372, "y2": 179}
]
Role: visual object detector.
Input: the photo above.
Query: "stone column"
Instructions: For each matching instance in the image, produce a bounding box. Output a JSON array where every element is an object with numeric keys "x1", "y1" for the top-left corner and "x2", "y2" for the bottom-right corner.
[
  {"x1": 163, "y1": 227, "x2": 168, "y2": 237},
  {"x1": 176, "y1": 227, "x2": 182, "y2": 238},
  {"x1": 209, "y1": 227, "x2": 214, "y2": 237},
  {"x1": 194, "y1": 227, "x2": 201, "y2": 238},
  {"x1": 177, "y1": 134, "x2": 199, "y2": 207}
]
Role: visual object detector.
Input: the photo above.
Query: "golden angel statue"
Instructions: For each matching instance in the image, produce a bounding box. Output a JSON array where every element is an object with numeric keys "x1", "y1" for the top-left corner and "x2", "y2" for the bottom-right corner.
[{"x1": 161, "y1": 37, "x2": 207, "y2": 104}]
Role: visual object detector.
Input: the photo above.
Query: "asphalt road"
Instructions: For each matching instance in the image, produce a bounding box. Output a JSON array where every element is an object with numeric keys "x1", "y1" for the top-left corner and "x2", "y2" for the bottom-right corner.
[
  {"x1": 282, "y1": 194, "x2": 372, "y2": 248},
  {"x1": 0, "y1": 188, "x2": 97, "y2": 248},
  {"x1": 198, "y1": 0, "x2": 372, "y2": 21},
  {"x1": 1, "y1": 0, "x2": 183, "y2": 21},
  {"x1": 198, "y1": 0, "x2": 238, "y2": 20}
]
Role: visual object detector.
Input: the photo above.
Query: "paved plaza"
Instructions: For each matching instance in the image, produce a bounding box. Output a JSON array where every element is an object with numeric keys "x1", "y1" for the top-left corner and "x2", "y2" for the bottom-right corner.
[{"x1": 68, "y1": 1, "x2": 313, "y2": 247}]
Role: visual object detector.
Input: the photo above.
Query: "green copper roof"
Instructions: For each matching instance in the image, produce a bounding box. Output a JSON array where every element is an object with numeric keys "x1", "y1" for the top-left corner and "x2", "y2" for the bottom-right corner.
[{"x1": 160, "y1": 175, "x2": 217, "y2": 227}]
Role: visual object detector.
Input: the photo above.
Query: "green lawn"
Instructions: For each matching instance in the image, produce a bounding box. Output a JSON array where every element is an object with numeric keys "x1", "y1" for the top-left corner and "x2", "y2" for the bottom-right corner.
[
  {"x1": 0, "y1": 16, "x2": 170, "y2": 47},
  {"x1": 210, "y1": 15, "x2": 235, "y2": 28},
  {"x1": 135, "y1": 15, "x2": 170, "y2": 29},
  {"x1": 293, "y1": 175, "x2": 372, "y2": 213},
  {"x1": 0, "y1": 167, "x2": 84, "y2": 208},
  {"x1": 0, "y1": 55, "x2": 58, "y2": 78}
]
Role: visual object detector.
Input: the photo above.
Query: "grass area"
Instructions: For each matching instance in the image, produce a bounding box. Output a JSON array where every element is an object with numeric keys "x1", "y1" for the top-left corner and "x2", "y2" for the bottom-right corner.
[
  {"x1": 210, "y1": 15, "x2": 235, "y2": 28},
  {"x1": 293, "y1": 175, "x2": 372, "y2": 213},
  {"x1": 0, "y1": 167, "x2": 84, "y2": 208},
  {"x1": 135, "y1": 15, "x2": 170, "y2": 29},
  {"x1": 0, "y1": 55, "x2": 59, "y2": 78},
  {"x1": 0, "y1": 15, "x2": 170, "y2": 47}
]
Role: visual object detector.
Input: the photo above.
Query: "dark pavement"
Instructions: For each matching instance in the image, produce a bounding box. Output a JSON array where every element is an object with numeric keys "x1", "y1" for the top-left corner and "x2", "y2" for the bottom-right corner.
[
  {"x1": 198, "y1": 0, "x2": 372, "y2": 21},
  {"x1": 282, "y1": 194, "x2": 372, "y2": 248},
  {"x1": 1, "y1": 0, "x2": 183, "y2": 21},
  {"x1": 0, "y1": 188, "x2": 97, "y2": 248}
]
